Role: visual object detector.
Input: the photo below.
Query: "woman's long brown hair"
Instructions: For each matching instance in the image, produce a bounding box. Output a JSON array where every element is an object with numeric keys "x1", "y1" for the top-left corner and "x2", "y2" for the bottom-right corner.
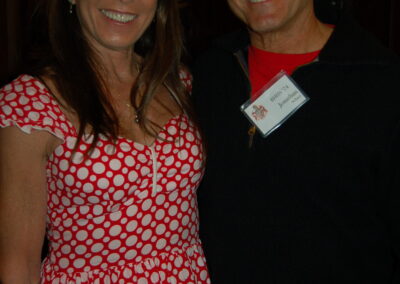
[{"x1": 27, "y1": 0, "x2": 195, "y2": 152}]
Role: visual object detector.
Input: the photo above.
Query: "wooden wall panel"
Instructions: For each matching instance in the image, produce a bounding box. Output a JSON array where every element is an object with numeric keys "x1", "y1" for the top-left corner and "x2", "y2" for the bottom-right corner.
[
  {"x1": 1, "y1": 0, "x2": 37, "y2": 85},
  {"x1": 0, "y1": 0, "x2": 8, "y2": 83},
  {"x1": 0, "y1": 1, "x2": 17, "y2": 85}
]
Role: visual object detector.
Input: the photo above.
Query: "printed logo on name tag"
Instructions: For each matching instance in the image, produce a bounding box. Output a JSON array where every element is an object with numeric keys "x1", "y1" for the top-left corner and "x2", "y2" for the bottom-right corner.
[{"x1": 251, "y1": 105, "x2": 268, "y2": 121}]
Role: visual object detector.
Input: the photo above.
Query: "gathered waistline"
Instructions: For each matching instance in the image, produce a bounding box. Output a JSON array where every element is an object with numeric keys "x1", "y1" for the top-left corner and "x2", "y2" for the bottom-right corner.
[{"x1": 41, "y1": 242, "x2": 205, "y2": 283}]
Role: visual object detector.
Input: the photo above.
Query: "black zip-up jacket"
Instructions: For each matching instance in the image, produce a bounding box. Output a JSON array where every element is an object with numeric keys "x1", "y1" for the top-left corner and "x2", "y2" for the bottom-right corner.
[{"x1": 193, "y1": 13, "x2": 400, "y2": 284}]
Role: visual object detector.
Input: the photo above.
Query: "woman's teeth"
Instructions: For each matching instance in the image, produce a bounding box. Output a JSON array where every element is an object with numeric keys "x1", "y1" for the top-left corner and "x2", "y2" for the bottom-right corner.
[{"x1": 101, "y1": 9, "x2": 136, "y2": 23}]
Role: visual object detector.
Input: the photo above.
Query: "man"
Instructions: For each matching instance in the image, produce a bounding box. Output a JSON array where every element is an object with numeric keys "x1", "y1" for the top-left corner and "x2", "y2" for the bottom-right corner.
[{"x1": 193, "y1": 0, "x2": 400, "y2": 283}]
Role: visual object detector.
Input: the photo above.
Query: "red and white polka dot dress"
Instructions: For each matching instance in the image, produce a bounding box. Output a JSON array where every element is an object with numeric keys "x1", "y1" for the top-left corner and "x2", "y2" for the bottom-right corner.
[{"x1": 0, "y1": 75, "x2": 210, "y2": 284}]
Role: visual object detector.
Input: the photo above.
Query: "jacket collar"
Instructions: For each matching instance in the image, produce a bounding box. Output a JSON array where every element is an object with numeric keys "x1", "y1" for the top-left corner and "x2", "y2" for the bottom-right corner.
[{"x1": 212, "y1": 13, "x2": 399, "y2": 66}]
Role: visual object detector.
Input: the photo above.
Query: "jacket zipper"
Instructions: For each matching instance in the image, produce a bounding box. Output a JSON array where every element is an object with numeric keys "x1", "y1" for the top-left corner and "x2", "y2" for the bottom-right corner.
[{"x1": 233, "y1": 51, "x2": 257, "y2": 149}]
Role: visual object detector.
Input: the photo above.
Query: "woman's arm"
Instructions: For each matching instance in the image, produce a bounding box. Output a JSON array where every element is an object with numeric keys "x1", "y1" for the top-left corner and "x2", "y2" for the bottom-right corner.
[{"x1": 0, "y1": 126, "x2": 59, "y2": 283}]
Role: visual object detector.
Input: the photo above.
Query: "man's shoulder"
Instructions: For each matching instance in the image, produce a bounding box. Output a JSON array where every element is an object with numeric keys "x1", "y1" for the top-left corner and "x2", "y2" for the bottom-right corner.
[{"x1": 321, "y1": 13, "x2": 400, "y2": 66}]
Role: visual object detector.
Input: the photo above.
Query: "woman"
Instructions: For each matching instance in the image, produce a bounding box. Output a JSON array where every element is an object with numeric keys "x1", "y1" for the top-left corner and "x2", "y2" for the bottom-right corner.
[{"x1": 0, "y1": 0, "x2": 209, "y2": 283}]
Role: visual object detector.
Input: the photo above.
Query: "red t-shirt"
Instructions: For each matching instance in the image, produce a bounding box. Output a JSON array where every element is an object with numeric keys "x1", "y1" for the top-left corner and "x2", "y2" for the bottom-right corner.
[{"x1": 248, "y1": 46, "x2": 320, "y2": 100}]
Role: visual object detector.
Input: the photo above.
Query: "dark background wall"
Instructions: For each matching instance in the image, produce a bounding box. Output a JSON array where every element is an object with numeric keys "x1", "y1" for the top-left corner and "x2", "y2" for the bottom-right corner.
[{"x1": 1, "y1": 0, "x2": 399, "y2": 85}]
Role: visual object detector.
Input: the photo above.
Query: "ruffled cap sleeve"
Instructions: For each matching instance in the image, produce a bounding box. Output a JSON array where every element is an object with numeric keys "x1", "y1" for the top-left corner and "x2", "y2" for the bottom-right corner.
[{"x1": 0, "y1": 75, "x2": 76, "y2": 141}]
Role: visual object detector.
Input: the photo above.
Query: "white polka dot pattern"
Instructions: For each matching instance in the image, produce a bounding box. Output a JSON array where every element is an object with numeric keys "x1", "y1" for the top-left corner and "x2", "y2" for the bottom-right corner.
[{"x1": 0, "y1": 75, "x2": 210, "y2": 283}]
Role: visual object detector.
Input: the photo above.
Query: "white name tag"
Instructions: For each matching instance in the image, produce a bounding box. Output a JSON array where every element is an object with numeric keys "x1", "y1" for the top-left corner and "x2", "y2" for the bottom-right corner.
[{"x1": 241, "y1": 71, "x2": 309, "y2": 137}]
